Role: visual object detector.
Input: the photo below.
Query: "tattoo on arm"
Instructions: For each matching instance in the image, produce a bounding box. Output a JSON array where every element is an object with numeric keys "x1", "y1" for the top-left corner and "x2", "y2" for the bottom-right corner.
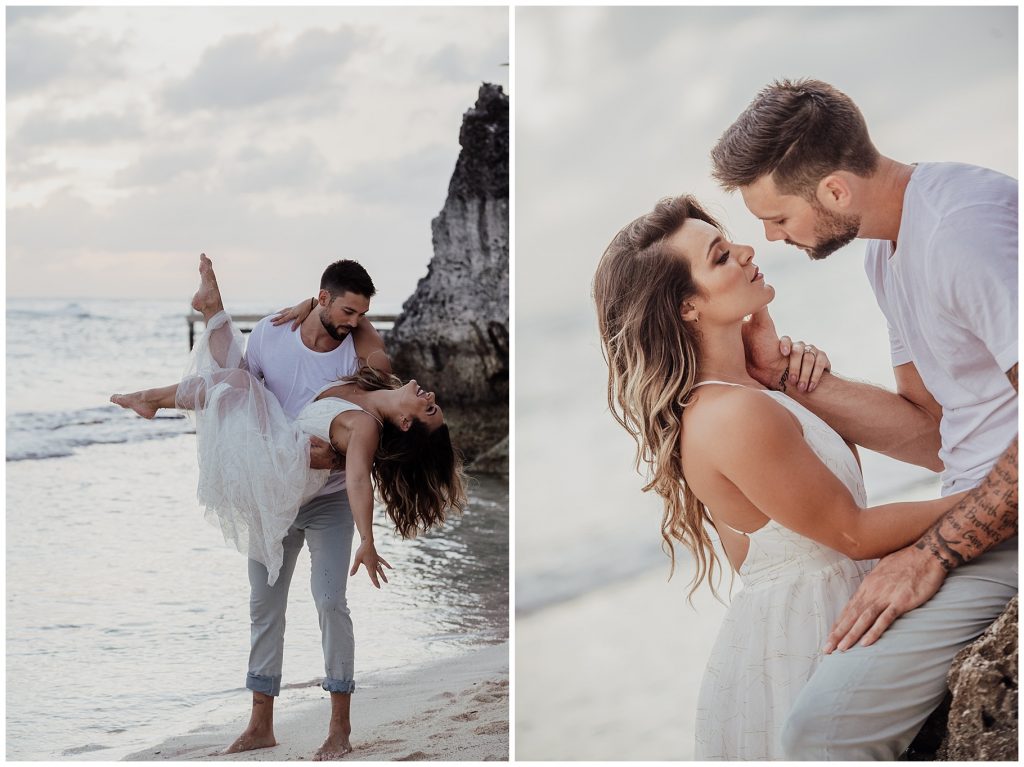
[
  {"x1": 777, "y1": 368, "x2": 789, "y2": 393},
  {"x1": 915, "y1": 436, "x2": 1018, "y2": 571},
  {"x1": 331, "y1": 450, "x2": 345, "y2": 471}
]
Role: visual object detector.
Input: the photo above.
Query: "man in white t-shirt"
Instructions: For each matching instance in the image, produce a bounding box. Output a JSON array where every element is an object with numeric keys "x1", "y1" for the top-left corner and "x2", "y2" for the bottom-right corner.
[
  {"x1": 225, "y1": 259, "x2": 391, "y2": 760},
  {"x1": 711, "y1": 79, "x2": 1017, "y2": 759}
]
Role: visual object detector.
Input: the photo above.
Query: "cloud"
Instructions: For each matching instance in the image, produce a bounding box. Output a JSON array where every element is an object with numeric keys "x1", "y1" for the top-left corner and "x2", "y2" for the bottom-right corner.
[
  {"x1": 331, "y1": 143, "x2": 457, "y2": 206},
  {"x1": 13, "y1": 109, "x2": 145, "y2": 147},
  {"x1": 6, "y1": 181, "x2": 439, "y2": 305},
  {"x1": 220, "y1": 141, "x2": 332, "y2": 193},
  {"x1": 163, "y1": 26, "x2": 368, "y2": 113},
  {"x1": 113, "y1": 145, "x2": 219, "y2": 188},
  {"x1": 6, "y1": 20, "x2": 124, "y2": 96},
  {"x1": 422, "y1": 39, "x2": 508, "y2": 84},
  {"x1": 5, "y1": 7, "x2": 83, "y2": 27}
]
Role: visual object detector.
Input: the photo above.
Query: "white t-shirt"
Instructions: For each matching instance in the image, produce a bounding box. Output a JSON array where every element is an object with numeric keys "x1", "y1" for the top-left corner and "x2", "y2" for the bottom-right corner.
[
  {"x1": 864, "y1": 162, "x2": 1018, "y2": 494},
  {"x1": 245, "y1": 316, "x2": 360, "y2": 496}
]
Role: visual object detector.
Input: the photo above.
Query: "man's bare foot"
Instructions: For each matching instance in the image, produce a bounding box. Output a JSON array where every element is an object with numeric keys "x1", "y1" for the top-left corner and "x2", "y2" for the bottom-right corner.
[
  {"x1": 313, "y1": 732, "x2": 353, "y2": 760},
  {"x1": 223, "y1": 728, "x2": 277, "y2": 754},
  {"x1": 191, "y1": 253, "x2": 225, "y2": 319},
  {"x1": 110, "y1": 391, "x2": 158, "y2": 419}
]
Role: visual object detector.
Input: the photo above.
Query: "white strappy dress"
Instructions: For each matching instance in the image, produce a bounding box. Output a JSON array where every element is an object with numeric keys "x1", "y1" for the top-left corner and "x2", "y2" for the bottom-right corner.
[
  {"x1": 178, "y1": 310, "x2": 379, "y2": 586},
  {"x1": 690, "y1": 381, "x2": 874, "y2": 761}
]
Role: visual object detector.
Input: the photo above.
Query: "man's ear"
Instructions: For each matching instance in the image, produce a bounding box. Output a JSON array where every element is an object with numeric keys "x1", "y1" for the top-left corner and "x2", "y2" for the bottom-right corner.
[
  {"x1": 318, "y1": 289, "x2": 331, "y2": 307},
  {"x1": 816, "y1": 173, "x2": 853, "y2": 211}
]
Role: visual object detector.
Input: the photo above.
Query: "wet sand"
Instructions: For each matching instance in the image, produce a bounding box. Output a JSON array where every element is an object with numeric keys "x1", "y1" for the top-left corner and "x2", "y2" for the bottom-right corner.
[{"x1": 127, "y1": 642, "x2": 508, "y2": 761}]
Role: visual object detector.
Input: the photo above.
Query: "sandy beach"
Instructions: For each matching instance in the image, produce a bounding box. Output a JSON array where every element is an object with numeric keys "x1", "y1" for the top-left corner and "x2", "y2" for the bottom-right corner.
[
  {"x1": 127, "y1": 642, "x2": 508, "y2": 762},
  {"x1": 516, "y1": 565, "x2": 729, "y2": 761}
]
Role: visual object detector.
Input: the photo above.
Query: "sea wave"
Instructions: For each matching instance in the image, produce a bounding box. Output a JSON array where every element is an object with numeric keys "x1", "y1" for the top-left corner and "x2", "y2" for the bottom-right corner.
[{"x1": 6, "y1": 406, "x2": 191, "y2": 462}]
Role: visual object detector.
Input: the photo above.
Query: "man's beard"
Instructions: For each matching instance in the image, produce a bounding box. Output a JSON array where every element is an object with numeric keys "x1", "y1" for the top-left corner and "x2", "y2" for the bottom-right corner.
[
  {"x1": 320, "y1": 315, "x2": 350, "y2": 341},
  {"x1": 789, "y1": 204, "x2": 860, "y2": 261}
]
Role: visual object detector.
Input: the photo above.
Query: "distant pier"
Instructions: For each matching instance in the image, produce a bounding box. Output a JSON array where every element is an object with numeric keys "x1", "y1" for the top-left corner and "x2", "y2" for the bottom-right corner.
[{"x1": 187, "y1": 312, "x2": 398, "y2": 349}]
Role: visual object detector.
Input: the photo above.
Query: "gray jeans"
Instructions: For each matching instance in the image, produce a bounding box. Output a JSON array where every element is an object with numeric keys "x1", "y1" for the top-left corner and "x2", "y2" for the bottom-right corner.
[
  {"x1": 245, "y1": 490, "x2": 356, "y2": 696},
  {"x1": 781, "y1": 536, "x2": 1018, "y2": 760}
]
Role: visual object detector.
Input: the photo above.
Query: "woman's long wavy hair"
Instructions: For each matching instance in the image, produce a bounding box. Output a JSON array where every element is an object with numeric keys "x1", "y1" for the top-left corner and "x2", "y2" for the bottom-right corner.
[
  {"x1": 341, "y1": 366, "x2": 467, "y2": 538},
  {"x1": 593, "y1": 194, "x2": 725, "y2": 602}
]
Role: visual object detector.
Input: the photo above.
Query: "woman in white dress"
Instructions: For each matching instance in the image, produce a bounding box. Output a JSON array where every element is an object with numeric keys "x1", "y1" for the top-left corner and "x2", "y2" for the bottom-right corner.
[
  {"x1": 592, "y1": 196, "x2": 965, "y2": 760},
  {"x1": 112, "y1": 255, "x2": 466, "y2": 588}
]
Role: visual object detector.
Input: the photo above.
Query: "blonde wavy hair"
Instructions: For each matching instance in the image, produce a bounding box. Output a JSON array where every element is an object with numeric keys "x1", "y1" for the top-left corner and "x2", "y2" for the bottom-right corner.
[{"x1": 593, "y1": 194, "x2": 725, "y2": 601}]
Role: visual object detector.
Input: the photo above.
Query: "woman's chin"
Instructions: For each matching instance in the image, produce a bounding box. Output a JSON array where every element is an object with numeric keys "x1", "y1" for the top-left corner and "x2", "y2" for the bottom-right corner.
[{"x1": 762, "y1": 284, "x2": 776, "y2": 304}]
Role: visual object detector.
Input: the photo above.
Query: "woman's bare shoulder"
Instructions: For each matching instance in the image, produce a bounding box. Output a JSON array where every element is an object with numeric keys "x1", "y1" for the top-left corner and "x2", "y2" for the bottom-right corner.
[
  {"x1": 683, "y1": 385, "x2": 789, "y2": 435},
  {"x1": 684, "y1": 382, "x2": 802, "y2": 454}
]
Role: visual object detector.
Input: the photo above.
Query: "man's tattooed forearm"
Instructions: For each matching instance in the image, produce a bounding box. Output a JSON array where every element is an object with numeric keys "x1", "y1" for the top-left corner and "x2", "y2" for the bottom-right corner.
[
  {"x1": 777, "y1": 368, "x2": 789, "y2": 393},
  {"x1": 915, "y1": 528, "x2": 967, "y2": 572},
  {"x1": 916, "y1": 436, "x2": 1017, "y2": 570}
]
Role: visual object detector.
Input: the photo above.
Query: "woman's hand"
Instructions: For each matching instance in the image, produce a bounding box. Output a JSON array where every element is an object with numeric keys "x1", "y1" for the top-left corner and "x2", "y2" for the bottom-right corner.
[
  {"x1": 349, "y1": 539, "x2": 393, "y2": 589},
  {"x1": 779, "y1": 337, "x2": 831, "y2": 393},
  {"x1": 271, "y1": 297, "x2": 316, "y2": 331}
]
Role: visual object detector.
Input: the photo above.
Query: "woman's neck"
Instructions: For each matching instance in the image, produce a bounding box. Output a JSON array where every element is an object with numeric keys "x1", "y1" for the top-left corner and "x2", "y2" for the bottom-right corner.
[
  {"x1": 342, "y1": 386, "x2": 401, "y2": 424},
  {"x1": 696, "y1": 321, "x2": 761, "y2": 386}
]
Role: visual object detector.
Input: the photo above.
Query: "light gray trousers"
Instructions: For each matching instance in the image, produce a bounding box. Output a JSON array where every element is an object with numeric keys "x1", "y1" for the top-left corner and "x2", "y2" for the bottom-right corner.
[
  {"x1": 245, "y1": 490, "x2": 356, "y2": 696},
  {"x1": 781, "y1": 536, "x2": 1018, "y2": 760}
]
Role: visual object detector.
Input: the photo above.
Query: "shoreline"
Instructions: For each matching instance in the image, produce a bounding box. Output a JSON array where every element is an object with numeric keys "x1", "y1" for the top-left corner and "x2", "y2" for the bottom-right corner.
[{"x1": 125, "y1": 642, "x2": 508, "y2": 762}]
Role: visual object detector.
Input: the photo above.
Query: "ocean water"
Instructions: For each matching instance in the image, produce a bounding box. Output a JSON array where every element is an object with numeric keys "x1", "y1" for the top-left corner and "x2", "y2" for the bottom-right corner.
[{"x1": 6, "y1": 298, "x2": 508, "y2": 760}]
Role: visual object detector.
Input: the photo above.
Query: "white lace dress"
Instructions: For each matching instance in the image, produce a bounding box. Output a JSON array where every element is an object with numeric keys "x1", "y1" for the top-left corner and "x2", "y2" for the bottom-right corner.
[
  {"x1": 177, "y1": 310, "x2": 367, "y2": 586},
  {"x1": 691, "y1": 382, "x2": 874, "y2": 760}
]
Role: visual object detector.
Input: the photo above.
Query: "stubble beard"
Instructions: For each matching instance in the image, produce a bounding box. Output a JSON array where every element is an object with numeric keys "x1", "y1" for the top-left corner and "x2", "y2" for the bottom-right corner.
[
  {"x1": 803, "y1": 204, "x2": 861, "y2": 261},
  {"x1": 320, "y1": 314, "x2": 350, "y2": 341}
]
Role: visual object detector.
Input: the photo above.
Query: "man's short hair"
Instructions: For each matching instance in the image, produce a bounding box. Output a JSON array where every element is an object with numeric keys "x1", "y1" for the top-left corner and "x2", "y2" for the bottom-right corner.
[
  {"x1": 321, "y1": 259, "x2": 376, "y2": 299},
  {"x1": 710, "y1": 78, "x2": 880, "y2": 199}
]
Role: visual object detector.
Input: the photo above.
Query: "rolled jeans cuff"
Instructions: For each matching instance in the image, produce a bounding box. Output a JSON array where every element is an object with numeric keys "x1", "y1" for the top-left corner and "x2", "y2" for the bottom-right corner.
[
  {"x1": 246, "y1": 672, "x2": 281, "y2": 696},
  {"x1": 322, "y1": 677, "x2": 356, "y2": 694}
]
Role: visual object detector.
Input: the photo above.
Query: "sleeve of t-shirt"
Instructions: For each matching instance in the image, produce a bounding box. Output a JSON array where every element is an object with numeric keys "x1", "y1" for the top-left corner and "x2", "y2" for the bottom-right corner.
[
  {"x1": 864, "y1": 241, "x2": 912, "y2": 367},
  {"x1": 930, "y1": 203, "x2": 1019, "y2": 372},
  {"x1": 244, "y1": 319, "x2": 265, "y2": 381},
  {"x1": 887, "y1": 321, "x2": 912, "y2": 367}
]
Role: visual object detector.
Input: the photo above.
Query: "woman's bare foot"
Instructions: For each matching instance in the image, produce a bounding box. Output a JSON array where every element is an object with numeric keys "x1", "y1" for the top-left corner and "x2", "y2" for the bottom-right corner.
[
  {"x1": 313, "y1": 731, "x2": 353, "y2": 760},
  {"x1": 224, "y1": 727, "x2": 278, "y2": 754},
  {"x1": 110, "y1": 391, "x2": 159, "y2": 419},
  {"x1": 191, "y1": 253, "x2": 225, "y2": 320}
]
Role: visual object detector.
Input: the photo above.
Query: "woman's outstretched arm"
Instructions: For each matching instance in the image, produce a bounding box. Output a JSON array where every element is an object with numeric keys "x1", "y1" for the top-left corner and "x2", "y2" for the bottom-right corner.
[
  {"x1": 691, "y1": 387, "x2": 964, "y2": 560},
  {"x1": 339, "y1": 417, "x2": 393, "y2": 588}
]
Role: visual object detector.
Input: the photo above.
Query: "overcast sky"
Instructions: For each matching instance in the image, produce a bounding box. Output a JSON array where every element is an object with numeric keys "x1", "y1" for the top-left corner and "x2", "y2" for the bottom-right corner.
[
  {"x1": 7, "y1": 6, "x2": 509, "y2": 310},
  {"x1": 517, "y1": 5, "x2": 1018, "y2": 319}
]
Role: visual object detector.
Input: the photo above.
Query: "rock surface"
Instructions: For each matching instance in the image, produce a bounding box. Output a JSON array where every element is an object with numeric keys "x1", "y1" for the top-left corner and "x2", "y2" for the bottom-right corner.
[
  {"x1": 387, "y1": 83, "x2": 508, "y2": 471},
  {"x1": 904, "y1": 595, "x2": 1018, "y2": 760}
]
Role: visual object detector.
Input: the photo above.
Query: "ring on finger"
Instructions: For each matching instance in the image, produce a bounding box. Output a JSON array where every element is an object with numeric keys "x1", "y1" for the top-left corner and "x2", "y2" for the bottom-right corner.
[{"x1": 804, "y1": 345, "x2": 816, "y2": 355}]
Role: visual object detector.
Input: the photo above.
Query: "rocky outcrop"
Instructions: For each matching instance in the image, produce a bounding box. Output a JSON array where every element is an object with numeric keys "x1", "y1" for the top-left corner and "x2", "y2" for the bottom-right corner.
[
  {"x1": 387, "y1": 83, "x2": 508, "y2": 472},
  {"x1": 905, "y1": 596, "x2": 1018, "y2": 760}
]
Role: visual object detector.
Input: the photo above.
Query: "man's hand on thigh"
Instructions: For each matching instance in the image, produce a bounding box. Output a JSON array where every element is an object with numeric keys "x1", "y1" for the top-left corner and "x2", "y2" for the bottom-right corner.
[{"x1": 824, "y1": 544, "x2": 947, "y2": 653}]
